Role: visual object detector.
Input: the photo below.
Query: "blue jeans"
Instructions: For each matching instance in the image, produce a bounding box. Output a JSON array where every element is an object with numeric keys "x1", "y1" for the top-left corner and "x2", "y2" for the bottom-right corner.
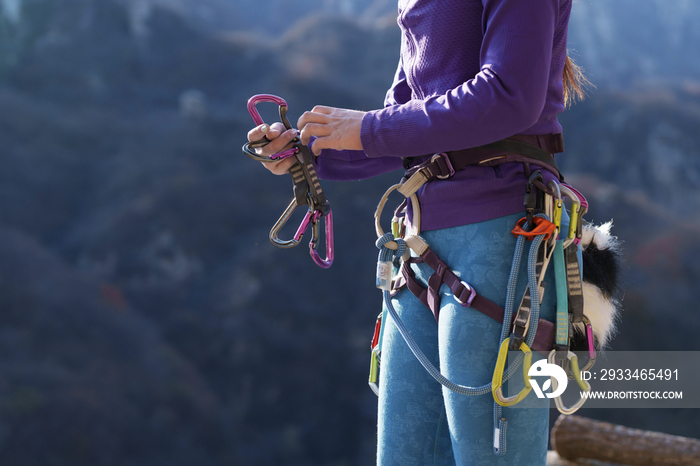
[{"x1": 377, "y1": 212, "x2": 555, "y2": 466}]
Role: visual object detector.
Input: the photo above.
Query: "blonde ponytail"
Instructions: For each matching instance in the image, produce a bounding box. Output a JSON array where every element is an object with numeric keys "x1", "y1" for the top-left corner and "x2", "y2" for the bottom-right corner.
[{"x1": 563, "y1": 55, "x2": 591, "y2": 107}]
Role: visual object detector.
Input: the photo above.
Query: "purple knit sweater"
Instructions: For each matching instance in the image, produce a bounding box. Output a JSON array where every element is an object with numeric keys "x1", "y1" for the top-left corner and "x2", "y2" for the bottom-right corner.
[{"x1": 312, "y1": 0, "x2": 570, "y2": 231}]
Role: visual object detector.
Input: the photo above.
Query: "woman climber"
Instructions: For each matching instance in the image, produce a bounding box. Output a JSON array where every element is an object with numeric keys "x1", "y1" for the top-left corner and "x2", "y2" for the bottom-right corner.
[{"x1": 246, "y1": 0, "x2": 592, "y2": 464}]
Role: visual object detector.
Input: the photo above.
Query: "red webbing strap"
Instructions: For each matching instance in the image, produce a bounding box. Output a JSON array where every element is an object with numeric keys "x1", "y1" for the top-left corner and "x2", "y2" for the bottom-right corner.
[{"x1": 399, "y1": 248, "x2": 556, "y2": 354}]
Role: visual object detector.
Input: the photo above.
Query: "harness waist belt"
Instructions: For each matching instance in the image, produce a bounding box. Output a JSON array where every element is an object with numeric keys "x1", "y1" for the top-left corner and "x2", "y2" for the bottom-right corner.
[{"x1": 402, "y1": 133, "x2": 564, "y2": 183}]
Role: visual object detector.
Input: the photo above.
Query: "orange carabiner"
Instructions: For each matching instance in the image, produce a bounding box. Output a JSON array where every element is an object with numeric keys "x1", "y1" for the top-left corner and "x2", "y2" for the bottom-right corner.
[{"x1": 511, "y1": 216, "x2": 557, "y2": 241}]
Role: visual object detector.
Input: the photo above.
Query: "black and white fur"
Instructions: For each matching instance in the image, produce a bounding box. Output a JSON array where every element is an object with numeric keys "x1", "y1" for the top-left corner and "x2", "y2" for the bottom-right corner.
[{"x1": 574, "y1": 221, "x2": 623, "y2": 349}]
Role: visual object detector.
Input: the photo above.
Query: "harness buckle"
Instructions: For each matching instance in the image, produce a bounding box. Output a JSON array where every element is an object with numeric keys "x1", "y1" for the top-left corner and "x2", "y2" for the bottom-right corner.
[
  {"x1": 431, "y1": 153, "x2": 455, "y2": 179},
  {"x1": 454, "y1": 280, "x2": 476, "y2": 307}
]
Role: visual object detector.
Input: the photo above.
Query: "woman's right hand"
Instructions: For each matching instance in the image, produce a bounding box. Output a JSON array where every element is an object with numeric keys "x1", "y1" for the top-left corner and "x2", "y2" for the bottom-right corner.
[{"x1": 247, "y1": 122, "x2": 299, "y2": 175}]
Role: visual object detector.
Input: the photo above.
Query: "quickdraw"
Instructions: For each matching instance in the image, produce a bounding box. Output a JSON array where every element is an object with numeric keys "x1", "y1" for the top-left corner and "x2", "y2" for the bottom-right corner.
[
  {"x1": 368, "y1": 136, "x2": 602, "y2": 455},
  {"x1": 242, "y1": 94, "x2": 333, "y2": 268}
]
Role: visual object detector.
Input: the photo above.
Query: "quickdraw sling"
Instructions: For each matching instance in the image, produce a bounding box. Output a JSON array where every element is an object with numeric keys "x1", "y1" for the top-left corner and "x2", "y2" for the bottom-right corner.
[{"x1": 242, "y1": 94, "x2": 334, "y2": 268}]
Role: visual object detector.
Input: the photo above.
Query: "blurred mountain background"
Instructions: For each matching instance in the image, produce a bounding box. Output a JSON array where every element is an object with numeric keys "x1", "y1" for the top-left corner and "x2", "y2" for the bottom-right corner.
[{"x1": 0, "y1": 0, "x2": 698, "y2": 464}]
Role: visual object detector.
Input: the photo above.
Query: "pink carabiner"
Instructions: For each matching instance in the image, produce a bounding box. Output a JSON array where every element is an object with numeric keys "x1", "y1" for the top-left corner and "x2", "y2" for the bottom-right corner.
[
  {"x1": 293, "y1": 208, "x2": 315, "y2": 242},
  {"x1": 561, "y1": 182, "x2": 588, "y2": 211},
  {"x1": 244, "y1": 94, "x2": 298, "y2": 162},
  {"x1": 247, "y1": 94, "x2": 288, "y2": 125},
  {"x1": 586, "y1": 322, "x2": 595, "y2": 359},
  {"x1": 309, "y1": 210, "x2": 334, "y2": 269}
]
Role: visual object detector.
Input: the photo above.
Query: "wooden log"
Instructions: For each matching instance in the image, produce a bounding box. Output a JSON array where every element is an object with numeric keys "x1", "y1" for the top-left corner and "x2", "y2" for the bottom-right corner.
[{"x1": 551, "y1": 415, "x2": 700, "y2": 466}]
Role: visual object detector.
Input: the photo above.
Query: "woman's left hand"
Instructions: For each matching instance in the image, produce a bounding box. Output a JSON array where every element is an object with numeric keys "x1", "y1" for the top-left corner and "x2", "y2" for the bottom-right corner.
[{"x1": 297, "y1": 106, "x2": 366, "y2": 156}]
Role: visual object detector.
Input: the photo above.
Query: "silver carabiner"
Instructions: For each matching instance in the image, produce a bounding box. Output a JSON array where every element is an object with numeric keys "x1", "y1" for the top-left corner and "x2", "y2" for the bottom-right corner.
[{"x1": 269, "y1": 194, "x2": 315, "y2": 249}]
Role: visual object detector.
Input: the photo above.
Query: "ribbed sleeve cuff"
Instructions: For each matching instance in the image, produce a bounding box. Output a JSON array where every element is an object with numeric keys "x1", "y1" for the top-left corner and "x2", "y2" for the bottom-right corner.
[{"x1": 360, "y1": 110, "x2": 382, "y2": 158}]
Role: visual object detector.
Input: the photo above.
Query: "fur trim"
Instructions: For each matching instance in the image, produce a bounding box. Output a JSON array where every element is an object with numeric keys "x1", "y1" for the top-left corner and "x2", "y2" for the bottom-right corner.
[
  {"x1": 579, "y1": 282, "x2": 620, "y2": 348},
  {"x1": 575, "y1": 221, "x2": 623, "y2": 349}
]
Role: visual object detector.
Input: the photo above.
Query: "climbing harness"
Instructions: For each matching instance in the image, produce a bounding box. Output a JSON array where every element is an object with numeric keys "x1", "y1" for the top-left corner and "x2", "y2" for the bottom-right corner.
[
  {"x1": 368, "y1": 134, "x2": 603, "y2": 455},
  {"x1": 242, "y1": 94, "x2": 333, "y2": 268}
]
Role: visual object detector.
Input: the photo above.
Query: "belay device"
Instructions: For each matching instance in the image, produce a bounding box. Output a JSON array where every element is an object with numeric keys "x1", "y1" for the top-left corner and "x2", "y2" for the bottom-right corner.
[{"x1": 242, "y1": 94, "x2": 334, "y2": 268}]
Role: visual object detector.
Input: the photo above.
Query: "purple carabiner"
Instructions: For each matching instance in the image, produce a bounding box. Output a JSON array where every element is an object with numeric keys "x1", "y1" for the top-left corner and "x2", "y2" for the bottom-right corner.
[
  {"x1": 586, "y1": 322, "x2": 595, "y2": 359},
  {"x1": 293, "y1": 208, "x2": 315, "y2": 243},
  {"x1": 309, "y1": 210, "x2": 334, "y2": 269},
  {"x1": 243, "y1": 94, "x2": 298, "y2": 162},
  {"x1": 247, "y1": 94, "x2": 288, "y2": 125}
]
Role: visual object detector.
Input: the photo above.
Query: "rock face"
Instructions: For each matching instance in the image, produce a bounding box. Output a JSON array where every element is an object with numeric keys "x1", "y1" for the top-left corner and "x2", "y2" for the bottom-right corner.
[{"x1": 0, "y1": 1, "x2": 698, "y2": 464}]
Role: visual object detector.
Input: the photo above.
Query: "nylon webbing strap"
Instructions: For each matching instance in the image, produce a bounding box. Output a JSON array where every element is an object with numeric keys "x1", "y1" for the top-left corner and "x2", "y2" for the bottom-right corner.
[
  {"x1": 509, "y1": 242, "x2": 547, "y2": 351},
  {"x1": 553, "y1": 239, "x2": 569, "y2": 347},
  {"x1": 297, "y1": 146, "x2": 329, "y2": 213},
  {"x1": 399, "y1": 248, "x2": 556, "y2": 354},
  {"x1": 288, "y1": 162, "x2": 309, "y2": 206},
  {"x1": 565, "y1": 245, "x2": 584, "y2": 323},
  {"x1": 473, "y1": 139, "x2": 560, "y2": 174},
  {"x1": 401, "y1": 134, "x2": 564, "y2": 190}
]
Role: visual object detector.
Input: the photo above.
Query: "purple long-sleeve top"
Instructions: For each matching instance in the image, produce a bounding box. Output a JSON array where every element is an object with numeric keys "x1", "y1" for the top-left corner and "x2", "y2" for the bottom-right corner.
[{"x1": 312, "y1": 0, "x2": 570, "y2": 231}]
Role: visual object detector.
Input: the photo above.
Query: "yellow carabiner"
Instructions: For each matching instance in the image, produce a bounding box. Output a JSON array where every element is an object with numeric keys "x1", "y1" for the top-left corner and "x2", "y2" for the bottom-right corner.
[
  {"x1": 546, "y1": 180, "x2": 563, "y2": 233},
  {"x1": 553, "y1": 199, "x2": 563, "y2": 232},
  {"x1": 568, "y1": 205, "x2": 580, "y2": 241},
  {"x1": 559, "y1": 184, "x2": 582, "y2": 241},
  {"x1": 492, "y1": 337, "x2": 533, "y2": 407},
  {"x1": 368, "y1": 351, "x2": 380, "y2": 396}
]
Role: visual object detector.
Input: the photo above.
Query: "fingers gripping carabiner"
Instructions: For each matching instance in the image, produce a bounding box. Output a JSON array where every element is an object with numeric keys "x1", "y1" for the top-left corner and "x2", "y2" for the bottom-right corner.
[
  {"x1": 243, "y1": 93, "x2": 334, "y2": 268},
  {"x1": 243, "y1": 94, "x2": 299, "y2": 162}
]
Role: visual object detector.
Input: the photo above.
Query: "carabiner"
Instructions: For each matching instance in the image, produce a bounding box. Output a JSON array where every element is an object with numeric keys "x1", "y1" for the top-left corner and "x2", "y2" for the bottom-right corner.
[
  {"x1": 562, "y1": 183, "x2": 588, "y2": 244},
  {"x1": 492, "y1": 337, "x2": 533, "y2": 407},
  {"x1": 524, "y1": 171, "x2": 544, "y2": 225},
  {"x1": 559, "y1": 184, "x2": 582, "y2": 244},
  {"x1": 243, "y1": 94, "x2": 299, "y2": 162},
  {"x1": 562, "y1": 182, "x2": 588, "y2": 214},
  {"x1": 309, "y1": 208, "x2": 334, "y2": 268},
  {"x1": 577, "y1": 314, "x2": 597, "y2": 373},
  {"x1": 269, "y1": 194, "x2": 316, "y2": 249},
  {"x1": 548, "y1": 350, "x2": 591, "y2": 415},
  {"x1": 547, "y1": 180, "x2": 563, "y2": 234}
]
